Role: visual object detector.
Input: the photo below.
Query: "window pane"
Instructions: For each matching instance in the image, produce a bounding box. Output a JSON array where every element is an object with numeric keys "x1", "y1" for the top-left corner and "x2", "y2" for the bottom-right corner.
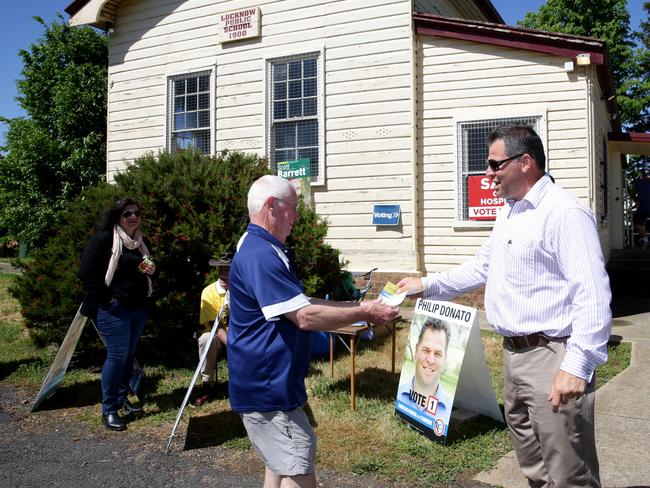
[
  {"x1": 174, "y1": 79, "x2": 185, "y2": 95},
  {"x1": 298, "y1": 147, "x2": 318, "y2": 171},
  {"x1": 275, "y1": 149, "x2": 295, "y2": 162},
  {"x1": 303, "y1": 58, "x2": 316, "y2": 78},
  {"x1": 274, "y1": 82, "x2": 287, "y2": 100},
  {"x1": 198, "y1": 110, "x2": 210, "y2": 128},
  {"x1": 199, "y1": 75, "x2": 210, "y2": 92},
  {"x1": 174, "y1": 96, "x2": 185, "y2": 113},
  {"x1": 186, "y1": 112, "x2": 197, "y2": 129},
  {"x1": 288, "y1": 99, "x2": 302, "y2": 118},
  {"x1": 288, "y1": 80, "x2": 301, "y2": 99},
  {"x1": 175, "y1": 114, "x2": 185, "y2": 130},
  {"x1": 186, "y1": 95, "x2": 197, "y2": 111},
  {"x1": 303, "y1": 98, "x2": 317, "y2": 117},
  {"x1": 186, "y1": 77, "x2": 198, "y2": 93},
  {"x1": 173, "y1": 132, "x2": 193, "y2": 151},
  {"x1": 274, "y1": 63, "x2": 287, "y2": 82},
  {"x1": 274, "y1": 101, "x2": 287, "y2": 120},
  {"x1": 194, "y1": 130, "x2": 210, "y2": 153},
  {"x1": 198, "y1": 93, "x2": 210, "y2": 110},
  {"x1": 297, "y1": 120, "x2": 317, "y2": 146},
  {"x1": 303, "y1": 78, "x2": 316, "y2": 97},
  {"x1": 275, "y1": 123, "x2": 296, "y2": 148},
  {"x1": 288, "y1": 61, "x2": 301, "y2": 79}
]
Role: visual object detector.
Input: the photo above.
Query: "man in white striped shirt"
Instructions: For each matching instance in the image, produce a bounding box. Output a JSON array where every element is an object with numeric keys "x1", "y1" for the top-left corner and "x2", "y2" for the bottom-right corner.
[{"x1": 397, "y1": 125, "x2": 611, "y2": 487}]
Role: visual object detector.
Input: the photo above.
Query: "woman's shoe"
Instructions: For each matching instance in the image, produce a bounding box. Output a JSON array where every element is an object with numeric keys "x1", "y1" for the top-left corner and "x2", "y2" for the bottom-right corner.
[
  {"x1": 102, "y1": 412, "x2": 126, "y2": 431},
  {"x1": 121, "y1": 399, "x2": 143, "y2": 415}
]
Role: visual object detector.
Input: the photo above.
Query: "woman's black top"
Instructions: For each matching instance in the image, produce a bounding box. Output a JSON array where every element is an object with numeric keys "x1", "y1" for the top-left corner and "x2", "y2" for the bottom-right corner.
[{"x1": 79, "y1": 230, "x2": 153, "y2": 318}]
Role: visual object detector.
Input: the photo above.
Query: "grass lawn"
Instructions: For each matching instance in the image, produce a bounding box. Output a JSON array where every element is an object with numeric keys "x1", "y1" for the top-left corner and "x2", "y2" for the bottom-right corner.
[{"x1": 0, "y1": 271, "x2": 631, "y2": 486}]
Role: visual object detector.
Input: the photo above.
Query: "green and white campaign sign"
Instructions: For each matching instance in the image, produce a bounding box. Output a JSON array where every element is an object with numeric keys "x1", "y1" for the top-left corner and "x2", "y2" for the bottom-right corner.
[
  {"x1": 277, "y1": 158, "x2": 311, "y2": 205},
  {"x1": 277, "y1": 158, "x2": 310, "y2": 179}
]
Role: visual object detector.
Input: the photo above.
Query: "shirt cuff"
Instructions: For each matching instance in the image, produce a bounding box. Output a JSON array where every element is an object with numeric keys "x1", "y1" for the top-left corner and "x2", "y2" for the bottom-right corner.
[
  {"x1": 421, "y1": 275, "x2": 439, "y2": 299},
  {"x1": 560, "y1": 349, "x2": 595, "y2": 383}
]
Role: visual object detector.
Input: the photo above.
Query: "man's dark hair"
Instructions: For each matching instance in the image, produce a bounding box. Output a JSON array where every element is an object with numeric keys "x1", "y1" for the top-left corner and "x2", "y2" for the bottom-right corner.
[
  {"x1": 487, "y1": 125, "x2": 546, "y2": 172},
  {"x1": 417, "y1": 318, "x2": 450, "y2": 355}
]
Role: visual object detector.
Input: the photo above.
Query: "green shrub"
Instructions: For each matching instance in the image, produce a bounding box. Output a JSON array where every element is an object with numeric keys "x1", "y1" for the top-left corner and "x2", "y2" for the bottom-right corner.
[{"x1": 10, "y1": 150, "x2": 345, "y2": 363}]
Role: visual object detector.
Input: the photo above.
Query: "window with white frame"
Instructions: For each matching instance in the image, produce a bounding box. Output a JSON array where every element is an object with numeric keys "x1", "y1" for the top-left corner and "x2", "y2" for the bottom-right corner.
[
  {"x1": 456, "y1": 116, "x2": 542, "y2": 222},
  {"x1": 167, "y1": 71, "x2": 212, "y2": 154},
  {"x1": 268, "y1": 53, "x2": 322, "y2": 183}
]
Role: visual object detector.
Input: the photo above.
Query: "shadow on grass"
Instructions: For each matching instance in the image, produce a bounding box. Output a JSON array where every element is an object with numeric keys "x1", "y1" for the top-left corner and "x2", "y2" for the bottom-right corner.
[
  {"x1": 0, "y1": 359, "x2": 30, "y2": 381},
  {"x1": 313, "y1": 366, "x2": 401, "y2": 403},
  {"x1": 143, "y1": 377, "x2": 229, "y2": 414},
  {"x1": 444, "y1": 408, "x2": 508, "y2": 446},
  {"x1": 34, "y1": 378, "x2": 102, "y2": 411},
  {"x1": 183, "y1": 409, "x2": 247, "y2": 450}
]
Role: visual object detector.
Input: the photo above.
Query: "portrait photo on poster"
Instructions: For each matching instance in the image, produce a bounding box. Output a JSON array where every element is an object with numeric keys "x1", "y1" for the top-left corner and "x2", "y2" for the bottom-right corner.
[{"x1": 394, "y1": 299, "x2": 473, "y2": 444}]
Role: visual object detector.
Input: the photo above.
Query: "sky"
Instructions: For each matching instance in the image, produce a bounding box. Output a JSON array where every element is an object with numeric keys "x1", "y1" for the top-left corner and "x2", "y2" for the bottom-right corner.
[{"x1": 0, "y1": 0, "x2": 647, "y2": 146}]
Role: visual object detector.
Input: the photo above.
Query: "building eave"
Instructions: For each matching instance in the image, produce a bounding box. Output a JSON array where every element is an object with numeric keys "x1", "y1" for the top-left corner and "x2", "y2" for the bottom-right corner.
[
  {"x1": 413, "y1": 13, "x2": 617, "y2": 115},
  {"x1": 65, "y1": 0, "x2": 120, "y2": 30},
  {"x1": 609, "y1": 132, "x2": 650, "y2": 156}
]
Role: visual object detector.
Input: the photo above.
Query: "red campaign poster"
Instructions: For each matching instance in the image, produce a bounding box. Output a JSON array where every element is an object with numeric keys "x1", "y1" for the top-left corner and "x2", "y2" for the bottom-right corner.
[{"x1": 467, "y1": 175, "x2": 505, "y2": 221}]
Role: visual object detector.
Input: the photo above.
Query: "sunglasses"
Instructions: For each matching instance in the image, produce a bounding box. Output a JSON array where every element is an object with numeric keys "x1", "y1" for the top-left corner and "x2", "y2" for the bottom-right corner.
[
  {"x1": 487, "y1": 153, "x2": 525, "y2": 172},
  {"x1": 121, "y1": 210, "x2": 141, "y2": 218}
]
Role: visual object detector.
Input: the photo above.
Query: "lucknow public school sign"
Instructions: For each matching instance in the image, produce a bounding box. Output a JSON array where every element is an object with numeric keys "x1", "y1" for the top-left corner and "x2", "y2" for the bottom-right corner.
[{"x1": 395, "y1": 299, "x2": 503, "y2": 444}]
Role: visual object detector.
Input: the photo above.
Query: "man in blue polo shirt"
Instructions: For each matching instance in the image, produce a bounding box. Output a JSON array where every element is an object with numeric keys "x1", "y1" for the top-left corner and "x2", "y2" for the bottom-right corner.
[{"x1": 228, "y1": 175, "x2": 399, "y2": 488}]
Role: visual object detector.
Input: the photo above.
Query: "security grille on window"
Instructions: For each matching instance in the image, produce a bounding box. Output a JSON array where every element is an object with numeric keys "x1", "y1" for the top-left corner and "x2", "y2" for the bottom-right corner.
[
  {"x1": 269, "y1": 54, "x2": 320, "y2": 182},
  {"x1": 456, "y1": 116, "x2": 542, "y2": 221},
  {"x1": 168, "y1": 72, "x2": 211, "y2": 154}
]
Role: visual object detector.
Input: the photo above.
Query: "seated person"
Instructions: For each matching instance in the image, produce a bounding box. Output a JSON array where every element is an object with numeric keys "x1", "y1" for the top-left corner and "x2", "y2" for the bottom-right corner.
[{"x1": 193, "y1": 254, "x2": 231, "y2": 406}]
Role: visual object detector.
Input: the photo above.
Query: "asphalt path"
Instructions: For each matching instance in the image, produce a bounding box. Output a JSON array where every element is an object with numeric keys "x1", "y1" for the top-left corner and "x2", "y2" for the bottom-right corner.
[{"x1": 0, "y1": 384, "x2": 420, "y2": 488}]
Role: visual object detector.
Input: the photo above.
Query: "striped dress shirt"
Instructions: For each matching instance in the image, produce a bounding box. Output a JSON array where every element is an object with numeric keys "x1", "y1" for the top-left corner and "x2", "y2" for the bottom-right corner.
[{"x1": 422, "y1": 175, "x2": 612, "y2": 381}]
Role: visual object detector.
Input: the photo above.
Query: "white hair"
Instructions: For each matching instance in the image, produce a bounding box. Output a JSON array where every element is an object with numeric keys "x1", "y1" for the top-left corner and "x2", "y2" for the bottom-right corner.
[{"x1": 247, "y1": 175, "x2": 294, "y2": 216}]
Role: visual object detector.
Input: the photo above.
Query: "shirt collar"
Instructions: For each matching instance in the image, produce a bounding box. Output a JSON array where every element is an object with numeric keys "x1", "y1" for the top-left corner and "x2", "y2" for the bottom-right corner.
[
  {"x1": 247, "y1": 223, "x2": 286, "y2": 249},
  {"x1": 216, "y1": 280, "x2": 227, "y2": 295},
  {"x1": 506, "y1": 174, "x2": 553, "y2": 209}
]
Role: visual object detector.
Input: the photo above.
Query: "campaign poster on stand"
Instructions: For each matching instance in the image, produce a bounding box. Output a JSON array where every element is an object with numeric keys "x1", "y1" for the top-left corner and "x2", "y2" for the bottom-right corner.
[
  {"x1": 32, "y1": 307, "x2": 145, "y2": 411},
  {"x1": 32, "y1": 307, "x2": 88, "y2": 412},
  {"x1": 394, "y1": 299, "x2": 502, "y2": 444}
]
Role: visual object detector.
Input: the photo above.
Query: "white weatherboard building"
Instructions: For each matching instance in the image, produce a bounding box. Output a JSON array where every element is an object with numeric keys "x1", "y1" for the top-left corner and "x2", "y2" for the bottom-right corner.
[{"x1": 66, "y1": 0, "x2": 649, "y2": 281}]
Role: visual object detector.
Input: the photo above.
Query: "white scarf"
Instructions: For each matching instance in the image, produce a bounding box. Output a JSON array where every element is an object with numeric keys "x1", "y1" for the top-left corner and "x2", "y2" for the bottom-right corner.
[{"x1": 105, "y1": 224, "x2": 153, "y2": 296}]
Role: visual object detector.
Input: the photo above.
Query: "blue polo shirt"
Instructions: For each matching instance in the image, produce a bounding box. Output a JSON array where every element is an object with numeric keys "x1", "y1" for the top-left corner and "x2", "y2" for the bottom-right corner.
[{"x1": 227, "y1": 224, "x2": 312, "y2": 413}]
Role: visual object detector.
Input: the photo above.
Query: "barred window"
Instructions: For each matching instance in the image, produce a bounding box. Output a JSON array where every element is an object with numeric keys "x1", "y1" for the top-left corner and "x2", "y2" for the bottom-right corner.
[
  {"x1": 456, "y1": 116, "x2": 542, "y2": 221},
  {"x1": 268, "y1": 53, "x2": 322, "y2": 183},
  {"x1": 167, "y1": 71, "x2": 211, "y2": 154}
]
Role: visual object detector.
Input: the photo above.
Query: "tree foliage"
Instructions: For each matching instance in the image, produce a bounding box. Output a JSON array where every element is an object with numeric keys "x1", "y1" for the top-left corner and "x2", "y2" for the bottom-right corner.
[
  {"x1": 0, "y1": 16, "x2": 108, "y2": 249},
  {"x1": 10, "y1": 151, "x2": 345, "y2": 364},
  {"x1": 622, "y1": 1, "x2": 650, "y2": 134}
]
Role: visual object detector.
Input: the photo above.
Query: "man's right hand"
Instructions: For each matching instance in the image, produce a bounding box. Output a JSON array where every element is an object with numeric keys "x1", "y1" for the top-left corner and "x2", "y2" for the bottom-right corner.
[
  {"x1": 361, "y1": 299, "x2": 400, "y2": 325},
  {"x1": 396, "y1": 277, "x2": 424, "y2": 298}
]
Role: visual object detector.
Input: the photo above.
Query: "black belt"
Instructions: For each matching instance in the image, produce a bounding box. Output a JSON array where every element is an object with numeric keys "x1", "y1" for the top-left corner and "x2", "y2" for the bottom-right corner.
[{"x1": 503, "y1": 332, "x2": 567, "y2": 351}]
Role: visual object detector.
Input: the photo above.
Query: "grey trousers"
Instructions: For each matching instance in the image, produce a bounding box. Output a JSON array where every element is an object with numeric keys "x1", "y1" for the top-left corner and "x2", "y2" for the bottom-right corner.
[{"x1": 503, "y1": 339, "x2": 600, "y2": 488}]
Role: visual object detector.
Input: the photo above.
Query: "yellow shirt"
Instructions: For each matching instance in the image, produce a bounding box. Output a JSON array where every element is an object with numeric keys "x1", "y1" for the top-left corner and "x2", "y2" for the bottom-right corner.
[{"x1": 199, "y1": 280, "x2": 229, "y2": 332}]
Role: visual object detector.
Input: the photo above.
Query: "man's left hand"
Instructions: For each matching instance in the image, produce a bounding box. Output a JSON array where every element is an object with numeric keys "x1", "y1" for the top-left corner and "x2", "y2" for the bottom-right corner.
[{"x1": 547, "y1": 370, "x2": 587, "y2": 413}]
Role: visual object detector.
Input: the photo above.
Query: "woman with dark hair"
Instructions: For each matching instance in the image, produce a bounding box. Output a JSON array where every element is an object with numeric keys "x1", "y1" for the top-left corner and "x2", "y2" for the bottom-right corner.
[{"x1": 79, "y1": 197, "x2": 156, "y2": 431}]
